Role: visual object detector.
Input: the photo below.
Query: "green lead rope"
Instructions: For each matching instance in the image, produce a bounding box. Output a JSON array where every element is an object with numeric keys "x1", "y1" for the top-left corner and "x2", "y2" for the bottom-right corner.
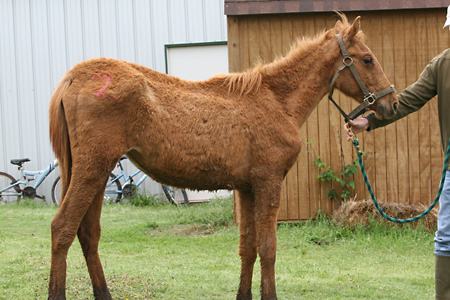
[{"x1": 352, "y1": 137, "x2": 450, "y2": 223}]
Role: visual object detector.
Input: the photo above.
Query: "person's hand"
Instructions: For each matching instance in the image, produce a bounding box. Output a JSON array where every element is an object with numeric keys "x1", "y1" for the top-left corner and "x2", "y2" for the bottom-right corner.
[{"x1": 344, "y1": 118, "x2": 369, "y2": 141}]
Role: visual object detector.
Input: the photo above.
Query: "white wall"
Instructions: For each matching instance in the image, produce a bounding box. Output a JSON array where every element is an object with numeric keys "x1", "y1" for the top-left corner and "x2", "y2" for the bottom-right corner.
[
  {"x1": 0, "y1": 0, "x2": 227, "y2": 202},
  {"x1": 165, "y1": 43, "x2": 231, "y2": 200},
  {"x1": 166, "y1": 43, "x2": 228, "y2": 81}
]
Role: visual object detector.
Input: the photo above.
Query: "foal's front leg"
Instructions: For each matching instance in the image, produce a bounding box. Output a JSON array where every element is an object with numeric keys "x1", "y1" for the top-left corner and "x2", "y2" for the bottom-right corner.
[
  {"x1": 236, "y1": 190, "x2": 258, "y2": 300},
  {"x1": 254, "y1": 181, "x2": 281, "y2": 300}
]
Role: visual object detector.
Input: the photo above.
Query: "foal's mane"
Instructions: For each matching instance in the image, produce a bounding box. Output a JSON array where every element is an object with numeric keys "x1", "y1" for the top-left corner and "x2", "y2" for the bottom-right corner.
[{"x1": 221, "y1": 13, "x2": 355, "y2": 96}]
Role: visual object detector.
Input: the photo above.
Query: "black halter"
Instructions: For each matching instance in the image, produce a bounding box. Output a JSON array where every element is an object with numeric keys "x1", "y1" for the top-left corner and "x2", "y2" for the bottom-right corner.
[{"x1": 328, "y1": 34, "x2": 396, "y2": 122}]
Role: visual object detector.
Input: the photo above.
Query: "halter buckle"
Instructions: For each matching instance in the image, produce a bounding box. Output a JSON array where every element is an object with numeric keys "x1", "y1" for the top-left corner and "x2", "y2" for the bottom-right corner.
[{"x1": 363, "y1": 93, "x2": 377, "y2": 105}]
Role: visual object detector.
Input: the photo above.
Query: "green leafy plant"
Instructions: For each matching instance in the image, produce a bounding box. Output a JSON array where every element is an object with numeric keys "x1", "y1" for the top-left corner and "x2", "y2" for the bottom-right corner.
[
  {"x1": 129, "y1": 192, "x2": 165, "y2": 207},
  {"x1": 313, "y1": 156, "x2": 359, "y2": 202}
]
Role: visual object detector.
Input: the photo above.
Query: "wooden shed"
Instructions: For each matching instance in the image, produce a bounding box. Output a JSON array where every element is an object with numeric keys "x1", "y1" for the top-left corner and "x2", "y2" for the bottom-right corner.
[{"x1": 225, "y1": 0, "x2": 450, "y2": 221}]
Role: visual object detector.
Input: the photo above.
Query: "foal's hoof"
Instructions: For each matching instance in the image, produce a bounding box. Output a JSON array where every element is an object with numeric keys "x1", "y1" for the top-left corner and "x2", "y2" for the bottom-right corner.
[
  {"x1": 236, "y1": 290, "x2": 252, "y2": 300},
  {"x1": 47, "y1": 294, "x2": 66, "y2": 300},
  {"x1": 93, "y1": 287, "x2": 112, "y2": 300},
  {"x1": 261, "y1": 293, "x2": 277, "y2": 300}
]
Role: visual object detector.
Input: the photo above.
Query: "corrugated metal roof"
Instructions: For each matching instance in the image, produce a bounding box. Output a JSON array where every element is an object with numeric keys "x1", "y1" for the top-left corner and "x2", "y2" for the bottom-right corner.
[{"x1": 224, "y1": 0, "x2": 449, "y2": 15}]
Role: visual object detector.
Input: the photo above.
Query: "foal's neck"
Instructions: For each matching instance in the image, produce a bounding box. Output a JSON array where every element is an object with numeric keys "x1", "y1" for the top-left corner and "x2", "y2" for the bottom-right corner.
[{"x1": 261, "y1": 32, "x2": 340, "y2": 127}]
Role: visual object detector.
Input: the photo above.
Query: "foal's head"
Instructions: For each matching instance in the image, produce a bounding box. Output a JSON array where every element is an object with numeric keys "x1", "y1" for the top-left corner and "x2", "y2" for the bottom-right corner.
[{"x1": 332, "y1": 15, "x2": 398, "y2": 119}]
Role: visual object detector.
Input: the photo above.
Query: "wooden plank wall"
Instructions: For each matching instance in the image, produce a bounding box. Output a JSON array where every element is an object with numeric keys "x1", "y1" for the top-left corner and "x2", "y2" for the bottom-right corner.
[{"x1": 228, "y1": 9, "x2": 450, "y2": 221}]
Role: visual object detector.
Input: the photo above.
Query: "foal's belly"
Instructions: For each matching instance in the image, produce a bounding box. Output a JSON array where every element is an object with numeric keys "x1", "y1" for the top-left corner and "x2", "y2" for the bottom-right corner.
[{"x1": 126, "y1": 149, "x2": 251, "y2": 191}]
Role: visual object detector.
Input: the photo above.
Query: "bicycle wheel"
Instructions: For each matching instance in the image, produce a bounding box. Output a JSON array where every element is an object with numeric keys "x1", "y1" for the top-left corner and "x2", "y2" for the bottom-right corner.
[
  {"x1": 52, "y1": 173, "x2": 122, "y2": 205},
  {"x1": 103, "y1": 173, "x2": 122, "y2": 204},
  {"x1": 0, "y1": 172, "x2": 20, "y2": 203},
  {"x1": 162, "y1": 185, "x2": 189, "y2": 205},
  {"x1": 51, "y1": 176, "x2": 62, "y2": 205}
]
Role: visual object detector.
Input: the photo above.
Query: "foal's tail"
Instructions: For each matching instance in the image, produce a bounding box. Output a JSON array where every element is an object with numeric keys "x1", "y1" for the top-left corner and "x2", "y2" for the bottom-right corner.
[{"x1": 49, "y1": 73, "x2": 74, "y2": 203}]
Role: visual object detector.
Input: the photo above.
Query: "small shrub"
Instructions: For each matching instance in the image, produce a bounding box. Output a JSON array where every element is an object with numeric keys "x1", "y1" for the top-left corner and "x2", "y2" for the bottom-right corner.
[
  {"x1": 129, "y1": 193, "x2": 165, "y2": 207},
  {"x1": 313, "y1": 156, "x2": 358, "y2": 202}
]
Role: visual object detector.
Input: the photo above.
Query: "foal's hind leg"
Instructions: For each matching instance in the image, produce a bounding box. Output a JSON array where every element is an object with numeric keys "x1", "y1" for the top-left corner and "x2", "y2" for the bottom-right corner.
[
  {"x1": 48, "y1": 167, "x2": 114, "y2": 300},
  {"x1": 77, "y1": 186, "x2": 112, "y2": 299}
]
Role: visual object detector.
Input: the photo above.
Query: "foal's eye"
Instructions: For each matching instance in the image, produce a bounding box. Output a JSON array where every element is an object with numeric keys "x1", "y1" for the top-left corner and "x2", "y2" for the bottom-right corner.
[{"x1": 363, "y1": 57, "x2": 373, "y2": 65}]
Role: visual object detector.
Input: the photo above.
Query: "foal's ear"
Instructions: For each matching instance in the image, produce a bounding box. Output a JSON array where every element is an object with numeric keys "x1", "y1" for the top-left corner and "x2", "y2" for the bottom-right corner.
[
  {"x1": 347, "y1": 16, "x2": 361, "y2": 40},
  {"x1": 334, "y1": 20, "x2": 344, "y2": 32}
]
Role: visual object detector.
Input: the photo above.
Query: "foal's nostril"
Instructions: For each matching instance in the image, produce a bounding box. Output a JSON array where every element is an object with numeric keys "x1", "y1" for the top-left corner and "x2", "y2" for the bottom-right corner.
[{"x1": 392, "y1": 101, "x2": 398, "y2": 114}]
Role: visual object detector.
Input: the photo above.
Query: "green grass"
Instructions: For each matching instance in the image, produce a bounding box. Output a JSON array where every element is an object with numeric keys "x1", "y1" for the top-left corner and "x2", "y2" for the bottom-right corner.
[{"x1": 0, "y1": 197, "x2": 435, "y2": 299}]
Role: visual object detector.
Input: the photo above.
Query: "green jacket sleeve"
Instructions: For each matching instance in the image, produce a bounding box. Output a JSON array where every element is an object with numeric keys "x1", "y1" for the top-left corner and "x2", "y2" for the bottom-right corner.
[{"x1": 365, "y1": 57, "x2": 438, "y2": 130}]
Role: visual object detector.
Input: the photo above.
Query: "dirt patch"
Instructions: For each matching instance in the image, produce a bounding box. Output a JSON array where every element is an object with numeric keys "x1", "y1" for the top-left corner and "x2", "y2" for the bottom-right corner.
[
  {"x1": 333, "y1": 199, "x2": 438, "y2": 233},
  {"x1": 171, "y1": 224, "x2": 218, "y2": 237},
  {"x1": 143, "y1": 224, "x2": 221, "y2": 238}
]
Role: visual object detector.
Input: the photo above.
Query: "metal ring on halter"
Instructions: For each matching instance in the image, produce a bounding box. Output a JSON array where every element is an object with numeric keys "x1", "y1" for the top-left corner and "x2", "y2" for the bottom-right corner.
[{"x1": 343, "y1": 56, "x2": 353, "y2": 67}]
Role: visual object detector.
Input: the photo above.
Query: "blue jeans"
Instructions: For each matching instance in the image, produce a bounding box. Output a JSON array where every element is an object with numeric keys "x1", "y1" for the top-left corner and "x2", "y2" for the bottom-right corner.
[{"x1": 435, "y1": 171, "x2": 450, "y2": 256}]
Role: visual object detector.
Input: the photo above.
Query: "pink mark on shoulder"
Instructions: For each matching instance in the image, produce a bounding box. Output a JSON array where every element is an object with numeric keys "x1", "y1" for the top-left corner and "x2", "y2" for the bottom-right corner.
[{"x1": 92, "y1": 74, "x2": 118, "y2": 99}]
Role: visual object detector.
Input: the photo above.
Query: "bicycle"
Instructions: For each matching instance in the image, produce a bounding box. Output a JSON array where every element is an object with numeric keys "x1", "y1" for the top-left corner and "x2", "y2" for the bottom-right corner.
[
  {"x1": 51, "y1": 156, "x2": 188, "y2": 205},
  {"x1": 0, "y1": 158, "x2": 59, "y2": 203}
]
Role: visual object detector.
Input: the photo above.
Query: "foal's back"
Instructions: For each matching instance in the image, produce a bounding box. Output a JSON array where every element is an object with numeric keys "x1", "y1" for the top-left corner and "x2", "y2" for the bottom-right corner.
[{"x1": 63, "y1": 58, "x2": 290, "y2": 191}]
